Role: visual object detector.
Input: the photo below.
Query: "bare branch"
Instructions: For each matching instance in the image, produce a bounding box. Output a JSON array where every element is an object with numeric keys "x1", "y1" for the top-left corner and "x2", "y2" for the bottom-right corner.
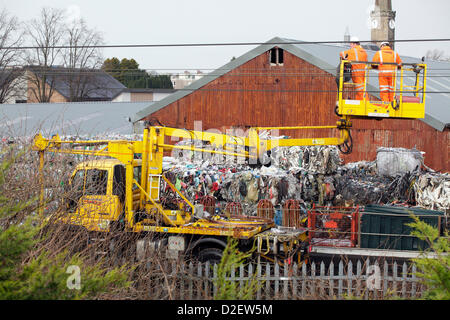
[
  {"x1": 425, "y1": 49, "x2": 450, "y2": 62},
  {"x1": 0, "y1": 9, "x2": 24, "y2": 103},
  {"x1": 24, "y1": 7, "x2": 65, "y2": 103},
  {"x1": 61, "y1": 18, "x2": 105, "y2": 102}
]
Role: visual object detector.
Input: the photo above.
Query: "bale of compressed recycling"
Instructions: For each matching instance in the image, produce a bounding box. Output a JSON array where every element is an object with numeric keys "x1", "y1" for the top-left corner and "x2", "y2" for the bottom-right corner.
[
  {"x1": 272, "y1": 145, "x2": 342, "y2": 174},
  {"x1": 414, "y1": 173, "x2": 450, "y2": 211},
  {"x1": 376, "y1": 147, "x2": 424, "y2": 177}
]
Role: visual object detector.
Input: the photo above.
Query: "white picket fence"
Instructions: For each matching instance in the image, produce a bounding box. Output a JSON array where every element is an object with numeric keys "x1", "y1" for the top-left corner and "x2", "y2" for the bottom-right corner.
[{"x1": 142, "y1": 258, "x2": 424, "y2": 300}]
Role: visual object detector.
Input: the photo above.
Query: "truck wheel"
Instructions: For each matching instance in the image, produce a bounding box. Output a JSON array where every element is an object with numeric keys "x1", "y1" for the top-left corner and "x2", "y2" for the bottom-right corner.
[{"x1": 198, "y1": 248, "x2": 223, "y2": 264}]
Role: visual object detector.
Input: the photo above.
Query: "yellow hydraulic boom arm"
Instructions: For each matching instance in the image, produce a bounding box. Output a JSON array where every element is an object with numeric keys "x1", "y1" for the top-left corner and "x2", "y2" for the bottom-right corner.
[{"x1": 32, "y1": 122, "x2": 351, "y2": 223}]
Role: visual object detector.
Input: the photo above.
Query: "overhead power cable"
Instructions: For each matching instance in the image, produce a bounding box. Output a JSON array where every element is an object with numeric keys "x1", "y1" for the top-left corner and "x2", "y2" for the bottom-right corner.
[
  {"x1": 19, "y1": 86, "x2": 447, "y2": 94},
  {"x1": 3, "y1": 38, "x2": 450, "y2": 50},
  {"x1": 15, "y1": 71, "x2": 450, "y2": 78}
]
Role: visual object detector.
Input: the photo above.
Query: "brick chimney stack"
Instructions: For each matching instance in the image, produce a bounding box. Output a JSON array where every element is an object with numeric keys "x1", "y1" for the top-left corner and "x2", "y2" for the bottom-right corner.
[{"x1": 370, "y1": 0, "x2": 396, "y2": 49}]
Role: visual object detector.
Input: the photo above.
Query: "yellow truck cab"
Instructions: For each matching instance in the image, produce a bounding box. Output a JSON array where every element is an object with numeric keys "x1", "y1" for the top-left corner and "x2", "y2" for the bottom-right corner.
[{"x1": 63, "y1": 159, "x2": 127, "y2": 232}]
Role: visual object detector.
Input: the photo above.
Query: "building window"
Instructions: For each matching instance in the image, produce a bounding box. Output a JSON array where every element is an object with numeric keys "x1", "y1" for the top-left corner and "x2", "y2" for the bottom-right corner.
[
  {"x1": 270, "y1": 48, "x2": 277, "y2": 64},
  {"x1": 270, "y1": 48, "x2": 284, "y2": 66},
  {"x1": 278, "y1": 48, "x2": 284, "y2": 64}
]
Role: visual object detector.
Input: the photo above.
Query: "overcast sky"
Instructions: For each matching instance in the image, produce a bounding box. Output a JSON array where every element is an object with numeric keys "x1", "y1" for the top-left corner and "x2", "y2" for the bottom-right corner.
[{"x1": 2, "y1": 0, "x2": 450, "y2": 73}]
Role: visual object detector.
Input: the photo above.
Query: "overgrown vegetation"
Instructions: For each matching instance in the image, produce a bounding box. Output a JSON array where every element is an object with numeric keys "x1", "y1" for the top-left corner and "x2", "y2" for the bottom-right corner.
[
  {"x1": 408, "y1": 214, "x2": 450, "y2": 300},
  {"x1": 213, "y1": 238, "x2": 260, "y2": 300},
  {"x1": 0, "y1": 147, "x2": 130, "y2": 300}
]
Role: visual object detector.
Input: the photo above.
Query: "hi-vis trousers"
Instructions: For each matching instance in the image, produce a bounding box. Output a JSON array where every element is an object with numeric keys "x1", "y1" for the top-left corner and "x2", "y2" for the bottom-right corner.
[
  {"x1": 378, "y1": 72, "x2": 396, "y2": 102},
  {"x1": 352, "y1": 73, "x2": 366, "y2": 100}
]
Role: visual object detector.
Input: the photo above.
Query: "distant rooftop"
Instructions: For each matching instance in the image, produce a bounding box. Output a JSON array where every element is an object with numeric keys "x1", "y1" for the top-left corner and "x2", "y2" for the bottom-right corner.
[
  {"x1": 0, "y1": 101, "x2": 154, "y2": 138},
  {"x1": 26, "y1": 65, "x2": 126, "y2": 101}
]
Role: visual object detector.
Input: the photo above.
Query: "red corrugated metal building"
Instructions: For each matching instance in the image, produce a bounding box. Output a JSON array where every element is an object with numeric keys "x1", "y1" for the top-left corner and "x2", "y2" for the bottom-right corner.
[{"x1": 133, "y1": 37, "x2": 450, "y2": 172}]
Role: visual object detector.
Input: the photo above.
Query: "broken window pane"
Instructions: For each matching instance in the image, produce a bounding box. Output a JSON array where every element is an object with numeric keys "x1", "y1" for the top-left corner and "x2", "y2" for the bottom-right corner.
[
  {"x1": 84, "y1": 169, "x2": 108, "y2": 195},
  {"x1": 269, "y1": 48, "x2": 284, "y2": 65},
  {"x1": 278, "y1": 48, "x2": 284, "y2": 64}
]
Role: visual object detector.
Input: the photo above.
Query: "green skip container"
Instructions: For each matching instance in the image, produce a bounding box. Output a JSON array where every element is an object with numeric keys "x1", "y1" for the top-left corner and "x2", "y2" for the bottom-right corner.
[{"x1": 359, "y1": 204, "x2": 445, "y2": 251}]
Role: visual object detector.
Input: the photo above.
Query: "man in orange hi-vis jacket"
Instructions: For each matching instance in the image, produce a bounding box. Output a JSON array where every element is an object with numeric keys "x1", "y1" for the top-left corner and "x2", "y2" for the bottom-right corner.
[
  {"x1": 372, "y1": 42, "x2": 403, "y2": 102},
  {"x1": 339, "y1": 36, "x2": 368, "y2": 100}
]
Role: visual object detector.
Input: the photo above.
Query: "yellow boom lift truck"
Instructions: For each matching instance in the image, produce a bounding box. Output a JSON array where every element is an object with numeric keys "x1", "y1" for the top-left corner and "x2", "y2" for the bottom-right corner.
[{"x1": 32, "y1": 59, "x2": 426, "y2": 265}]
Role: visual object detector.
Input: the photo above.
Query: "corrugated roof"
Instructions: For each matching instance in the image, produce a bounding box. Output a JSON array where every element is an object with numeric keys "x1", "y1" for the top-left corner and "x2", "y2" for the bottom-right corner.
[
  {"x1": 0, "y1": 101, "x2": 154, "y2": 138},
  {"x1": 133, "y1": 37, "x2": 450, "y2": 132}
]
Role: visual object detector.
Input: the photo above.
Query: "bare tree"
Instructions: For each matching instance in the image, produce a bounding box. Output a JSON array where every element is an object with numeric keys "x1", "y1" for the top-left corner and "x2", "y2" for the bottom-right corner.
[
  {"x1": 425, "y1": 49, "x2": 450, "y2": 62},
  {"x1": 0, "y1": 9, "x2": 23, "y2": 103},
  {"x1": 61, "y1": 18, "x2": 105, "y2": 101},
  {"x1": 24, "y1": 7, "x2": 65, "y2": 103}
]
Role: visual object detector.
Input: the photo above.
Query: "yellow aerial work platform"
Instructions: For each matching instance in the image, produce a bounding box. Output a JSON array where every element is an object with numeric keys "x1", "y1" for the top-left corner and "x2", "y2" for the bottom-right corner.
[{"x1": 336, "y1": 60, "x2": 427, "y2": 119}]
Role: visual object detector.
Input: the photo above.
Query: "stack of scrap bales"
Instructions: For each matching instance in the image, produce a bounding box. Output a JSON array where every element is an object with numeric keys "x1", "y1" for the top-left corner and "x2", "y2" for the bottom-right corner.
[{"x1": 161, "y1": 145, "x2": 449, "y2": 216}]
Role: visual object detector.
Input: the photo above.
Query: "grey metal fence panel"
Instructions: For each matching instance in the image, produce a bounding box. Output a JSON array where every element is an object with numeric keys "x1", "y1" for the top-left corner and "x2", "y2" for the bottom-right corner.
[{"x1": 145, "y1": 259, "x2": 424, "y2": 300}]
